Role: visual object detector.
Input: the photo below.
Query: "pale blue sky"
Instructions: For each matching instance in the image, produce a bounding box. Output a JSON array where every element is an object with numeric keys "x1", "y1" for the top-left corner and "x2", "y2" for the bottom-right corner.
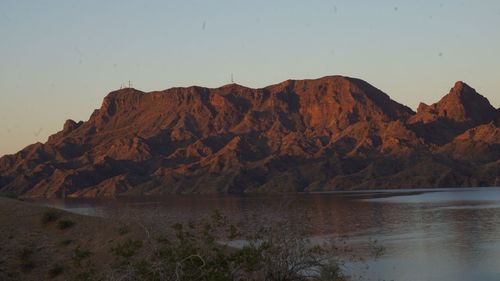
[{"x1": 1, "y1": 1, "x2": 499, "y2": 156}]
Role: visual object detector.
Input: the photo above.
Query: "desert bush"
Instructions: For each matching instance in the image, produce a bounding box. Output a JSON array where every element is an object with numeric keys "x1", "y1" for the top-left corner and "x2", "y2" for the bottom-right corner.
[
  {"x1": 117, "y1": 224, "x2": 130, "y2": 235},
  {"x1": 58, "y1": 219, "x2": 76, "y2": 229},
  {"x1": 317, "y1": 263, "x2": 347, "y2": 281},
  {"x1": 41, "y1": 209, "x2": 61, "y2": 225},
  {"x1": 71, "y1": 245, "x2": 96, "y2": 281},
  {"x1": 106, "y1": 210, "x2": 358, "y2": 281},
  {"x1": 17, "y1": 247, "x2": 35, "y2": 272},
  {"x1": 111, "y1": 239, "x2": 143, "y2": 259},
  {"x1": 72, "y1": 245, "x2": 92, "y2": 267}
]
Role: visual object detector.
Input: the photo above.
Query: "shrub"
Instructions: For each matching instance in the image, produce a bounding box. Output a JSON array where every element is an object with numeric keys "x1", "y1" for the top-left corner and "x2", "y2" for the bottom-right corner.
[
  {"x1": 41, "y1": 209, "x2": 61, "y2": 225},
  {"x1": 58, "y1": 219, "x2": 75, "y2": 229},
  {"x1": 116, "y1": 224, "x2": 130, "y2": 235},
  {"x1": 106, "y1": 210, "x2": 366, "y2": 281},
  {"x1": 17, "y1": 247, "x2": 35, "y2": 272},
  {"x1": 111, "y1": 239, "x2": 143, "y2": 259},
  {"x1": 72, "y1": 246, "x2": 92, "y2": 267},
  {"x1": 71, "y1": 246, "x2": 96, "y2": 281},
  {"x1": 318, "y1": 263, "x2": 348, "y2": 281}
]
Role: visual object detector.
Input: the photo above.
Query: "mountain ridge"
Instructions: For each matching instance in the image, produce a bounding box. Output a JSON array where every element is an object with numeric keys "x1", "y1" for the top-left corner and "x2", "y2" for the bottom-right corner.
[{"x1": 1, "y1": 75, "x2": 499, "y2": 198}]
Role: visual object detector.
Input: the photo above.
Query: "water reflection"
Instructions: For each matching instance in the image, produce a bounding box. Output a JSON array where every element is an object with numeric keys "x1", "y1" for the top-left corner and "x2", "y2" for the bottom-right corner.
[{"x1": 35, "y1": 188, "x2": 500, "y2": 281}]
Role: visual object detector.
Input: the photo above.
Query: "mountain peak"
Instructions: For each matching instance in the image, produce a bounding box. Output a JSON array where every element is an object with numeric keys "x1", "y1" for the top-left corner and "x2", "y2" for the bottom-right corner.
[
  {"x1": 412, "y1": 81, "x2": 496, "y2": 125},
  {"x1": 452, "y1": 80, "x2": 469, "y2": 89},
  {"x1": 449, "y1": 81, "x2": 477, "y2": 98},
  {"x1": 439, "y1": 81, "x2": 495, "y2": 123}
]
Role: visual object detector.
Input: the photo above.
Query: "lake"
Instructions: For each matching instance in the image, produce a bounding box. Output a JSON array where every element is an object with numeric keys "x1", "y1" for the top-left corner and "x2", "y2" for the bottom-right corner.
[{"x1": 37, "y1": 187, "x2": 500, "y2": 281}]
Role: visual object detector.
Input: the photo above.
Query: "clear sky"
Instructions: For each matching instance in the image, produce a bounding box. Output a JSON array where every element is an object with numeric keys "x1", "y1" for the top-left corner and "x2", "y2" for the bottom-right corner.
[{"x1": 1, "y1": 1, "x2": 499, "y2": 156}]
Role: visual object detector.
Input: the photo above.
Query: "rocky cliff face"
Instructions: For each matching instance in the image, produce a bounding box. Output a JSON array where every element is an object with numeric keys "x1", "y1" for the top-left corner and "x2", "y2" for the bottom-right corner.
[{"x1": 1, "y1": 76, "x2": 498, "y2": 198}]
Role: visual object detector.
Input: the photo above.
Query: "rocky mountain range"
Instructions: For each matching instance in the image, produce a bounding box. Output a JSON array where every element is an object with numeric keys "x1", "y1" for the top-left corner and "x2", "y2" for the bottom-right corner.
[{"x1": 1, "y1": 76, "x2": 499, "y2": 198}]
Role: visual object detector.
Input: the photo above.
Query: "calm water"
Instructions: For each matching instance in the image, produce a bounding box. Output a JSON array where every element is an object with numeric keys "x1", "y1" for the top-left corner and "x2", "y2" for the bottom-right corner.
[{"x1": 39, "y1": 187, "x2": 500, "y2": 281}]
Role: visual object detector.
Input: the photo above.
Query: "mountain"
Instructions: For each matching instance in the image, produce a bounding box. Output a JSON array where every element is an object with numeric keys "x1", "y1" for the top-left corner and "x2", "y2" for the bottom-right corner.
[
  {"x1": 408, "y1": 81, "x2": 497, "y2": 144},
  {"x1": 1, "y1": 76, "x2": 499, "y2": 198}
]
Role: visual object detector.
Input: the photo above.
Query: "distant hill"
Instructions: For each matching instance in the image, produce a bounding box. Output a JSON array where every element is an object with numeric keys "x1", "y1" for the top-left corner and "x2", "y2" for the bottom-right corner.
[{"x1": 1, "y1": 76, "x2": 499, "y2": 198}]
